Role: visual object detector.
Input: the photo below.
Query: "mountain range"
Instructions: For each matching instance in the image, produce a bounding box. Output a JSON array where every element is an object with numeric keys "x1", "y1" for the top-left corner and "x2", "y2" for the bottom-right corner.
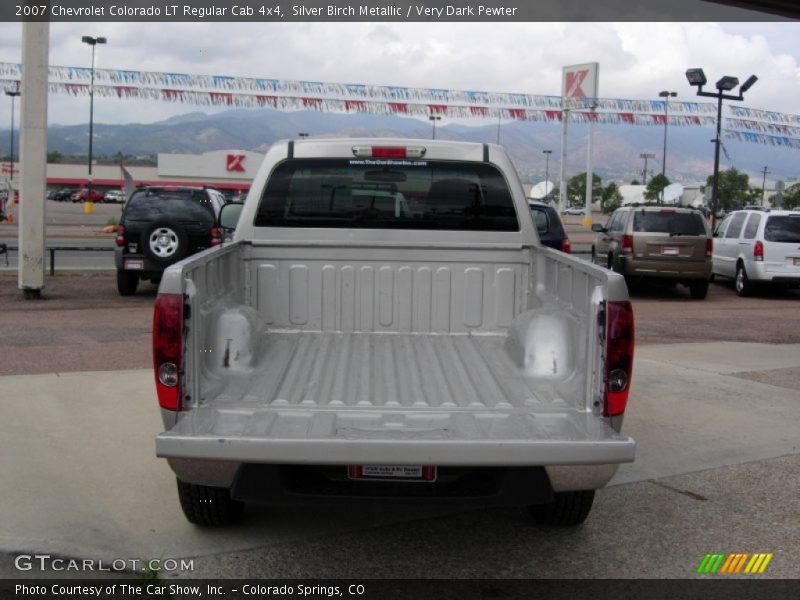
[{"x1": 17, "y1": 108, "x2": 800, "y2": 187}]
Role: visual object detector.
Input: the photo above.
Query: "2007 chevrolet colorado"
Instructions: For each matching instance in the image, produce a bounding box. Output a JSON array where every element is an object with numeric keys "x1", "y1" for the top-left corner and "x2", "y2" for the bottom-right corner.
[{"x1": 152, "y1": 138, "x2": 635, "y2": 527}]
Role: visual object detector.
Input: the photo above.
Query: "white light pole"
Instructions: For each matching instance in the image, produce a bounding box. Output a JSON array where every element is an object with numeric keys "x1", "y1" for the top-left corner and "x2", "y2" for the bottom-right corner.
[
  {"x1": 543, "y1": 149, "x2": 552, "y2": 200},
  {"x1": 5, "y1": 88, "x2": 20, "y2": 199},
  {"x1": 429, "y1": 115, "x2": 441, "y2": 140},
  {"x1": 659, "y1": 90, "x2": 677, "y2": 204}
]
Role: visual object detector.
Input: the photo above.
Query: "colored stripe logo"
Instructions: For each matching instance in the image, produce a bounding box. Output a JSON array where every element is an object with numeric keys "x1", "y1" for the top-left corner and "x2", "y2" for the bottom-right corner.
[{"x1": 697, "y1": 553, "x2": 773, "y2": 574}]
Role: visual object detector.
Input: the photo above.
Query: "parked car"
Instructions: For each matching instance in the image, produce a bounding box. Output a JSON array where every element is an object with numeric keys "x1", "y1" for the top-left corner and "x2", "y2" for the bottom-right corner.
[
  {"x1": 52, "y1": 187, "x2": 79, "y2": 202},
  {"x1": 104, "y1": 189, "x2": 124, "y2": 204},
  {"x1": 712, "y1": 209, "x2": 800, "y2": 296},
  {"x1": 114, "y1": 186, "x2": 226, "y2": 296},
  {"x1": 528, "y1": 199, "x2": 571, "y2": 253},
  {"x1": 562, "y1": 206, "x2": 586, "y2": 216},
  {"x1": 153, "y1": 139, "x2": 636, "y2": 527},
  {"x1": 71, "y1": 188, "x2": 105, "y2": 203},
  {"x1": 591, "y1": 204, "x2": 712, "y2": 299}
]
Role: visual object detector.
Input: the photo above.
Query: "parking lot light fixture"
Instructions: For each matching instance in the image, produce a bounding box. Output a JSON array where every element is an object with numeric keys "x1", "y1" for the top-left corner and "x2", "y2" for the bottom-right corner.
[
  {"x1": 686, "y1": 68, "x2": 757, "y2": 224},
  {"x1": 82, "y1": 35, "x2": 107, "y2": 213}
]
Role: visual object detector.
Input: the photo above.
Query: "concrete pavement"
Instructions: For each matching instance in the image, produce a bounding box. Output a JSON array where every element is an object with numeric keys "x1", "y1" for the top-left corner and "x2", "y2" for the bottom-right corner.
[{"x1": 0, "y1": 342, "x2": 798, "y2": 577}]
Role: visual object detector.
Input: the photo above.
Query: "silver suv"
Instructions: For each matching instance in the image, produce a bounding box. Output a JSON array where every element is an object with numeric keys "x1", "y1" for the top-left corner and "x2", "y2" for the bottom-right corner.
[{"x1": 712, "y1": 209, "x2": 800, "y2": 296}]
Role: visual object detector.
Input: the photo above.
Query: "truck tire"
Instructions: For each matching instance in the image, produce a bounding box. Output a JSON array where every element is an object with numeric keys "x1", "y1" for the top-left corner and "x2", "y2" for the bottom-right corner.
[
  {"x1": 689, "y1": 279, "x2": 709, "y2": 300},
  {"x1": 176, "y1": 479, "x2": 244, "y2": 526},
  {"x1": 116, "y1": 269, "x2": 139, "y2": 296},
  {"x1": 528, "y1": 490, "x2": 595, "y2": 527}
]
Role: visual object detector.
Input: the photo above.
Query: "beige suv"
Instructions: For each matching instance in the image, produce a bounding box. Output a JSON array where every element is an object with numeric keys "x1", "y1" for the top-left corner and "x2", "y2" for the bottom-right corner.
[{"x1": 591, "y1": 205, "x2": 713, "y2": 299}]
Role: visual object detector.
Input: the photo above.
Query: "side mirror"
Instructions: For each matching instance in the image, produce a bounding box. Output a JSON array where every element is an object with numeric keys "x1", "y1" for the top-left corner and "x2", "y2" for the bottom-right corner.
[
  {"x1": 591, "y1": 224, "x2": 605, "y2": 232},
  {"x1": 219, "y1": 202, "x2": 244, "y2": 230}
]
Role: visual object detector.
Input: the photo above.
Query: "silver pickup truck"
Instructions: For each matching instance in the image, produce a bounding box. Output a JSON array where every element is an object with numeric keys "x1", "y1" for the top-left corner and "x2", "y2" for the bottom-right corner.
[{"x1": 153, "y1": 139, "x2": 635, "y2": 527}]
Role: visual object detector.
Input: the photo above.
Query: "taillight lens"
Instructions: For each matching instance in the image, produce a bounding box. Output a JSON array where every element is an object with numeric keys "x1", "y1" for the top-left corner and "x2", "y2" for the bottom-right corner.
[
  {"x1": 706, "y1": 238, "x2": 713, "y2": 258},
  {"x1": 210, "y1": 226, "x2": 222, "y2": 247},
  {"x1": 622, "y1": 234, "x2": 633, "y2": 255},
  {"x1": 115, "y1": 225, "x2": 126, "y2": 247},
  {"x1": 560, "y1": 238, "x2": 572, "y2": 254},
  {"x1": 754, "y1": 240, "x2": 764, "y2": 262},
  {"x1": 153, "y1": 293, "x2": 184, "y2": 411},
  {"x1": 604, "y1": 301, "x2": 635, "y2": 417}
]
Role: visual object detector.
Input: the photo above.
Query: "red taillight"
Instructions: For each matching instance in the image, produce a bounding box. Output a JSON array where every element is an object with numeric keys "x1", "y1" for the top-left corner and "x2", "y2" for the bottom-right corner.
[
  {"x1": 153, "y1": 293, "x2": 184, "y2": 411},
  {"x1": 754, "y1": 240, "x2": 764, "y2": 262},
  {"x1": 622, "y1": 234, "x2": 633, "y2": 255},
  {"x1": 560, "y1": 237, "x2": 572, "y2": 253},
  {"x1": 210, "y1": 226, "x2": 222, "y2": 247},
  {"x1": 371, "y1": 146, "x2": 407, "y2": 158},
  {"x1": 706, "y1": 238, "x2": 713, "y2": 258},
  {"x1": 604, "y1": 301, "x2": 635, "y2": 417},
  {"x1": 115, "y1": 225, "x2": 125, "y2": 247}
]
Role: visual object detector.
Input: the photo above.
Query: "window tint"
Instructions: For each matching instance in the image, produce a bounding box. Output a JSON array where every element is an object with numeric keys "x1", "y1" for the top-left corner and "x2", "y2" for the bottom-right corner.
[
  {"x1": 254, "y1": 159, "x2": 519, "y2": 231},
  {"x1": 714, "y1": 214, "x2": 731, "y2": 237},
  {"x1": 633, "y1": 211, "x2": 706, "y2": 235},
  {"x1": 743, "y1": 213, "x2": 762, "y2": 239},
  {"x1": 764, "y1": 215, "x2": 800, "y2": 243},
  {"x1": 124, "y1": 189, "x2": 215, "y2": 224},
  {"x1": 724, "y1": 212, "x2": 747, "y2": 239}
]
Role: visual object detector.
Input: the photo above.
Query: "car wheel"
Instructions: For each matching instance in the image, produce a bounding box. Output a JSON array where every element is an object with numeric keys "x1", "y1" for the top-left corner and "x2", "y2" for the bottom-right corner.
[
  {"x1": 176, "y1": 479, "x2": 244, "y2": 526},
  {"x1": 116, "y1": 269, "x2": 138, "y2": 296},
  {"x1": 142, "y1": 221, "x2": 188, "y2": 265},
  {"x1": 735, "y1": 263, "x2": 752, "y2": 297},
  {"x1": 689, "y1": 279, "x2": 709, "y2": 300},
  {"x1": 529, "y1": 490, "x2": 595, "y2": 527}
]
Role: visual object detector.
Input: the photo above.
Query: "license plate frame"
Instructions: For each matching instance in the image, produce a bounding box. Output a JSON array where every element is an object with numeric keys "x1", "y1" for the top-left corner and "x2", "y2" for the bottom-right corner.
[
  {"x1": 347, "y1": 465, "x2": 437, "y2": 482},
  {"x1": 661, "y1": 246, "x2": 680, "y2": 256},
  {"x1": 124, "y1": 258, "x2": 144, "y2": 271}
]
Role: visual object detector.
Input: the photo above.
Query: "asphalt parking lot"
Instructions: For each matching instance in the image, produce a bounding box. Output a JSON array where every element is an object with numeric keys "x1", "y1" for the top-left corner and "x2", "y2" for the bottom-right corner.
[{"x1": 0, "y1": 271, "x2": 798, "y2": 584}]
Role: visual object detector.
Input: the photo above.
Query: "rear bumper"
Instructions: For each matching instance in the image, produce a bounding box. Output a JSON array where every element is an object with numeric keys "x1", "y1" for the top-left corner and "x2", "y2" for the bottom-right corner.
[
  {"x1": 746, "y1": 262, "x2": 800, "y2": 285},
  {"x1": 114, "y1": 248, "x2": 165, "y2": 277},
  {"x1": 621, "y1": 256, "x2": 711, "y2": 279}
]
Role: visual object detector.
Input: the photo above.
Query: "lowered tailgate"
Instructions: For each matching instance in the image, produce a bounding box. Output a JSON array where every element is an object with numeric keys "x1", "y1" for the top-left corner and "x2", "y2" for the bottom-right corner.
[{"x1": 157, "y1": 332, "x2": 634, "y2": 466}]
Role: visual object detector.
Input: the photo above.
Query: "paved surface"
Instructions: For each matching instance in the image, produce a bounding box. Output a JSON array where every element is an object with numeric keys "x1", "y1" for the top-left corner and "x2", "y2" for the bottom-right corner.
[{"x1": 0, "y1": 342, "x2": 798, "y2": 579}]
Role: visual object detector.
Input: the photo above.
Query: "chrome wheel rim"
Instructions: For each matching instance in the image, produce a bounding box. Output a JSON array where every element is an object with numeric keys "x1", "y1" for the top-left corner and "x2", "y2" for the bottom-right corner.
[{"x1": 736, "y1": 269, "x2": 744, "y2": 293}]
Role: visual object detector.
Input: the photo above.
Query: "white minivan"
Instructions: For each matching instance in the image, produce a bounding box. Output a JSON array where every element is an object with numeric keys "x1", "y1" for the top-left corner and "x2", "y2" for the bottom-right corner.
[{"x1": 712, "y1": 209, "x2": 800, "y2": 296}]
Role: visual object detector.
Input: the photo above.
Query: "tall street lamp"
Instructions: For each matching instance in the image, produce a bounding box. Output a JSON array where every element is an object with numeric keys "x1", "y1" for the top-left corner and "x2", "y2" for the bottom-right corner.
[
  {"x1": 686, "y1": 68, "x2": 757, "y2": 222},
  {"x1": 82, "y1": 35, "x2": 107, "y2": 212},
  {"x1": 640, "y1": 153, "x2": 655, "y2": 185},
  {"x1": 543, "y1": 149, "x2": 552, "y2": 199},
  {"x1": 658, "y1": 90, "x2": 677, "y2": 203},
  {"x1": 761, "y1": 165, "x2": 770, "y2": 207},
  {"x1": 5, "y1": 88, "x2": 20, "y2": 200},
  {"x1": 429, "y1": 115, "x2": 441, "y2": 140}
]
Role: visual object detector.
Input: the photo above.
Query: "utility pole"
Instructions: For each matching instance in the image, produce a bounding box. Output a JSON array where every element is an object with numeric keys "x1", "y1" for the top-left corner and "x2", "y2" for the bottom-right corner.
[{"x1": 761, "y1": 166, "x2": 770, "y2": 207}]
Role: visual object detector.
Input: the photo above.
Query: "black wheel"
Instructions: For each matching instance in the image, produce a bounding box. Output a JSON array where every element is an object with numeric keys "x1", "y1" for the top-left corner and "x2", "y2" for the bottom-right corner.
[
  {"x1": 116, "y1": 269, "x2": 139, "y2": 296},
  {"x1": 735, "y1": 263, "x2": 752, "y2": 297},
  {"x1": 590, "y1": 245, "x2": 596, "y2": 264},
  {"x1": 529, "y1": 490, "x2": 595, "y2": 527},
  {"x1": 689, "y1": 279, "x2": 709, "y2": 300},
  {"x1": 176, "y1": 479, "x2": 243, "y2": 526},
  {"x1": 141, "y1": 221, "x2": 189, "y2": 265},
  {"x1": 607, "y1": 253, "x2": 614, "y2": 271}
]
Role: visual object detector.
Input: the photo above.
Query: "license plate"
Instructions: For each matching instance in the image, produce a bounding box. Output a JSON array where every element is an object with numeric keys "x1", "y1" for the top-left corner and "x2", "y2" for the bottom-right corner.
[
  {"x1": 124, "y1": 259, "x2": 144, "y2": 270},
  {"x1": 347, "y1": 465, "x2": 437, "y2": 482},
  {"x1": 661, "y1": 246, "x2": 679, "y2": 256}
]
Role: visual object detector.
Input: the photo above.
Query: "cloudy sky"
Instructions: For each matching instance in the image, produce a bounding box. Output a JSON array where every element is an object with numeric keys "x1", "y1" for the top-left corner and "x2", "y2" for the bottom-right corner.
[{"x1": 0, "y1": 20, "x2": 798, "y2": 127}]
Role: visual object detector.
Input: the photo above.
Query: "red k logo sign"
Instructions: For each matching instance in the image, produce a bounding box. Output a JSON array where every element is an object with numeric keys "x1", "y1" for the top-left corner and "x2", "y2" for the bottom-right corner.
[
  {"x1": 226, "y1": 154, "x2": 245, "y2": 172},
  {"x1": 565, "y1": 70, "x2": 589, "y2": 98}
]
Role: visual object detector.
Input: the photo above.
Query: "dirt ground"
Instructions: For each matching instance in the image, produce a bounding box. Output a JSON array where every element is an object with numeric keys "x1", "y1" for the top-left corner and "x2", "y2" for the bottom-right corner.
[{"x1": 0, "y1": 271, "x2": 799, "y2": 375}]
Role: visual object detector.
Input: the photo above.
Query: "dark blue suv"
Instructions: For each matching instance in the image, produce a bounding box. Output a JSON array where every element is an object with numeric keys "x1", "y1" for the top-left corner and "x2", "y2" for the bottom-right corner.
[{"x1": 528, "y1": 200, "x2": 571, "y2": 253}]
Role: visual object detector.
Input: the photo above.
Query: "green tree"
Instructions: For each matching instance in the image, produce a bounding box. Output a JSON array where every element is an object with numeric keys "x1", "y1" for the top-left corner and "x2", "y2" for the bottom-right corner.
[
  {"x1": 567, "y1": 172, "x2": 602, "y2": 206},
  {"x1": 705, "y1": 168, "x2": 751, "y2": 211},
  {"x1": 644, "y1": 173, "x2": 670, "y2": 202},
  {"x1": 47, "y1": 151, "x2": 62, "y2": 163},
  {"x1": 602, "y1": 182, "x2": 623, "y2": 214},
  {"x1": 782, "y1": 183, "x2": 800, "y2": 209}
]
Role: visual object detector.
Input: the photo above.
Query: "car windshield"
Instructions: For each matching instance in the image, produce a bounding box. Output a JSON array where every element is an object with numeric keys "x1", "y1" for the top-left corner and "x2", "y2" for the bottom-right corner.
[
  {"x1": 633, "y1": 211, "x2": 706, "y2": 235},
  {"x1": 764, "y1": 215, "x2": 800, "y2": 243},
  {"x1": 254, "y1": 158, "x2": 519, "y2": 231}
]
